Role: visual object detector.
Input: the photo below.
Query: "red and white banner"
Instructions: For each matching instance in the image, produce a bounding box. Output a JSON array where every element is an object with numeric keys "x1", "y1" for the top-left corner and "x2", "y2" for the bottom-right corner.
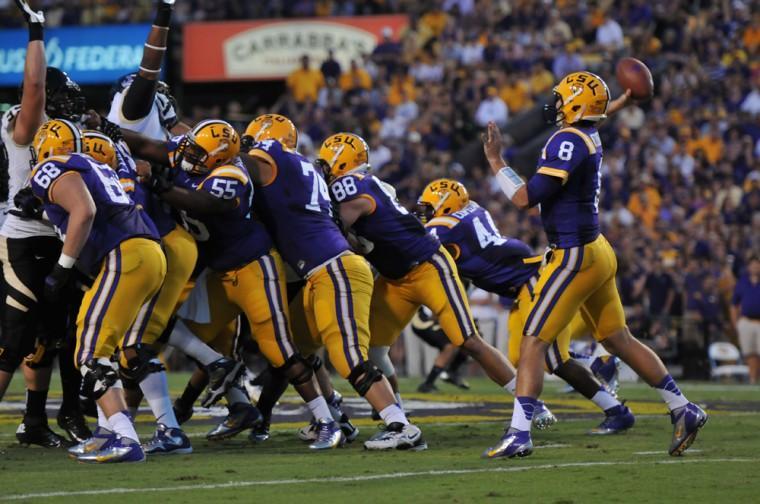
[{"x1": 183, "y1": 15, "x2": 408, "y2": 82}]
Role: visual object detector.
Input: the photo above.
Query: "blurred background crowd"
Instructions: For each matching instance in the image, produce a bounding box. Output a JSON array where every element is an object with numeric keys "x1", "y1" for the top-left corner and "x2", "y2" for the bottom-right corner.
[{"x1": 1, "y1": 0, "x2": 759, "y2": 377}]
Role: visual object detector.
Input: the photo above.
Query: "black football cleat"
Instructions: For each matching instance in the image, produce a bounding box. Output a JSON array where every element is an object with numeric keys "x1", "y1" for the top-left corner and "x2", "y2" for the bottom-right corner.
[
  {"x1": 249, "y1": 419, "x2": 271, "y2": 443},
  {"x1": 207, "y1": 403, "x2": 263, "y2": 441},
  {"x1": 417, "y1": 381, "x2": 439, "y2": 393},
  {"x1": 57, "y1": 410, "x2": 93, "y2": 444},
  {"x1": 202, "y1": 358, "x2": 245, "y2": 408},
  {"x1": 16, "y1": 421, "x2": 72, "y2": 448}
]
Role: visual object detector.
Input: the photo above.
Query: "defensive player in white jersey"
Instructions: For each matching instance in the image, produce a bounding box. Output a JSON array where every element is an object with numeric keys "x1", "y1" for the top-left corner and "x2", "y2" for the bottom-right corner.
[{"x1": 0, "y1": 0, "x2": 91, "y2": 448}]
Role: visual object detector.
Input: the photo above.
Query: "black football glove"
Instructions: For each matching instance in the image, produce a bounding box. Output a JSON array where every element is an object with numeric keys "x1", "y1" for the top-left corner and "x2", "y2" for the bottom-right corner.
[
  {"x1": 9, "y1": 186, "x2": 43, "y2": 220},
  {"x1": 98, "y1": 115, "x2": 124, "y2": 143},
  {"x1": 146, "y1": 163, "x2": 174, "y2": 194},
  {"x1": 44, "y1": 264, "x2": 74, "y2": 303}
]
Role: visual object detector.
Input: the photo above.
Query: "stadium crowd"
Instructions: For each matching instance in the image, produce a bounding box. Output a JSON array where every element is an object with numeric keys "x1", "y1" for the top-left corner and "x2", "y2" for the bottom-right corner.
[{"x1": 2, "y1": 0, "x2": 760, "y2": 374}]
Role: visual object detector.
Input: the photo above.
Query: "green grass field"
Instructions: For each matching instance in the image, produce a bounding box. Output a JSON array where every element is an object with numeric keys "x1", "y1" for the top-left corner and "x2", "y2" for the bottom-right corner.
[{"x1": 1, "y1": 374, "x2": 758, "y2": 503}]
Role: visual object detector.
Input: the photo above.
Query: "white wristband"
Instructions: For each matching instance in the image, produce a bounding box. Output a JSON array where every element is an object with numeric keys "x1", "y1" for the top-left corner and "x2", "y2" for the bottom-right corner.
[
  {"x1": 496, "y1": 166, "x2": 526, "y2": 200},
  {"x1": 58, "y1": 254, "x2": 76, "y2": 269}
]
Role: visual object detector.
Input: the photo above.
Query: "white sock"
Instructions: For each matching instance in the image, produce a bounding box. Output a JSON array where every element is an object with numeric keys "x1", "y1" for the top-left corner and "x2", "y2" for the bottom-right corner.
[
  {"x1": 108, "y1": 411, "x2": 140, "y2": 442},
  {"x1": 96, "y1": 406, "x2": 111, "y2": 430},
  {"x1": 379, "y1": 404, "x2": 409, "y2": 426},
  {"x1": 169, "y1": 319, "x2": 223, "y2": 366},
  {"x1": 591, "y1": 387, "x2": 621, "y2": 412},
  {"x1": 140, "y1": 367, "x2": 179, "y2": 429},
  {"x1": 226, "y1": 386, "x2": 249, "y2": 406},
  {"x1": 307, "y1": 396, "x2": 333, "y2": 422},
  {"x1": 394, "y1": 392, "x2": 404, "y2": 411},
  {"x1": 504, "y1": 377, "x2": 517, "y2": 395}
]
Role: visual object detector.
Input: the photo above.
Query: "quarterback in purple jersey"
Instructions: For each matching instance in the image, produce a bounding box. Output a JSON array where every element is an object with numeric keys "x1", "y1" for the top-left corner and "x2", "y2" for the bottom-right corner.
[
  {"x1": 419, "y1": 178, "x2": 634, "y2": 435},
  {"x1": 482, "y1": 71, "x2": 706, "y2": 459},
  {"x1": 318, "y1": 132, "x2": 554, "y2": 444},
  {"x1": 239, "y1": 115, "x2": 422, "y2": 451},
  {"x1": 26, "y1": 119, "x2": 166, "y2": 463}
]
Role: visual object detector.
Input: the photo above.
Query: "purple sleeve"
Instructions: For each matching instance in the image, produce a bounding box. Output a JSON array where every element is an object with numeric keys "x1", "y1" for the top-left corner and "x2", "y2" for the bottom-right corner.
[{"x1": 526, "y1": 172, "x2": 564, "y2": 207}]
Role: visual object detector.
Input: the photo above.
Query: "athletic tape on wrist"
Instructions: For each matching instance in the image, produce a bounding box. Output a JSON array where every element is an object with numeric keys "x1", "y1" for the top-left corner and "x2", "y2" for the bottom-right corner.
[
  {"x1": 58, "y1": 254, "x2": 76, "y2": 269},
  {"x1": 496, "y1": 166, "x2": 525, "y2": 200}
]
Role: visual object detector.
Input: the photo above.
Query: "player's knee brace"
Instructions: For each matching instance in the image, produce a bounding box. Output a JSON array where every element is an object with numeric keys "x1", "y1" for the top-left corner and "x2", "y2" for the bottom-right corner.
[
  {"x1": 306, "y1": 354, "x2": 323, "y2": 372},
  {"x1": 282, "y1": 354, "x2": 313, "y2": 386},
  {"x1": 119, "y1": 344, "x2": 165, "y2": 388},
  {"x1": 368, "y1": 346, "x2": 395, "y2": 377},
  {"x1": 348, "y1": 361, "x2": 384, "y2": 397},
  {"x1": 80, "y1": 358, "x2": 120, "y2": 400}
]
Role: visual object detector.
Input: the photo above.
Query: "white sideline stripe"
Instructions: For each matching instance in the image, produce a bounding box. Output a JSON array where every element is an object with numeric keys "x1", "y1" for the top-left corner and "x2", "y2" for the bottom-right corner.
[
  {"x1": 634, "y1": 449, "x2": 703, "y2": 456},
  {"x1": 2, "y1": 458, "x2": 757, "y2": 501}
]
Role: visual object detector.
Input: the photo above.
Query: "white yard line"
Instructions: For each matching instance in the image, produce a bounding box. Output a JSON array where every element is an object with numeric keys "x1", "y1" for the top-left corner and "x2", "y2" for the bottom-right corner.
[
  {"x1": 1, "y1": 457, "x2": 756, "y2": 501},
  {"x1": 634, "y1": 449, "x2": 703, "y2": 455}
]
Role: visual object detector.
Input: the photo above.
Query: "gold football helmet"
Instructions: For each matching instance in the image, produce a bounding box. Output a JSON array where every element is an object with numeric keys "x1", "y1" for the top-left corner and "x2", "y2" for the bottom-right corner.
[
  {"x1": 175, "y1": 119, "x2": 240, "y2": 175},
  {"x1": 82, "y1": 130, "x2": 117, "y2": 169},
  {"x1": 32, "y1": 119, "x2": 82, "y2": 164},
  {"x1": 416, "y1": 179, "x2": 469, "y2": 223},
  {"x1": 243, "y1": 114, "x2": 298, "y2": 150},
  {"x1": 317, "y1": 132, "x2": 370, "y2": 181},
  {"x1": 543, "y1": 71, "x2": 610, "y2": 125}
]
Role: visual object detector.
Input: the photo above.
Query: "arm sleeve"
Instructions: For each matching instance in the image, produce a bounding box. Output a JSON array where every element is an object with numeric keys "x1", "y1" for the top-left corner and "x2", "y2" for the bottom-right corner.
[
  {"x1": 121, "y1": 74, "x2": 157, "y2": 121},
  {"x1": 526, "y1": 172, "x2": 564, "y2": 207},
  {"x1": 536, "y1": 131, "x2": 591, "y2": 184}
]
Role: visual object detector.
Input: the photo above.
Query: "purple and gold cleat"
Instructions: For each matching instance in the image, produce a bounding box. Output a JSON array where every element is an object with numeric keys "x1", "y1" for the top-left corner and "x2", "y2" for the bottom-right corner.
[
  {"x1": 67, "y1": 426, "x2": 114, "y2": 458},
  {"x1": 77, "y1": 436, "x2": 146, "y2": 464},
  {"x1": 482, "y1": 428, "x2": 533, "y2": 459},
  {"x1": 669, "y1": 402, "x2": 708, "y2": 456},
  {"x1": 589, "y1": 405, "x2": 635, "y2": 435}
]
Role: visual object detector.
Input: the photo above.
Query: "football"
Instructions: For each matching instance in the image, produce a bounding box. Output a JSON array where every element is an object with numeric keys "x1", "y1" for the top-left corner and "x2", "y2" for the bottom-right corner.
[{"x1": 615, "y1": 57, "x2": 654, "y2": 101}]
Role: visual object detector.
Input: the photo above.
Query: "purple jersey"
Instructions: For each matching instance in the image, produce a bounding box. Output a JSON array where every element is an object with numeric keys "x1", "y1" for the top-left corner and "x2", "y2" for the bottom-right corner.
[
  {"x1": 535, "y1": 125, "x2": 603, "y2": 248},
  {"x1": 114, "y1": 140, "x2": 174, "y2": 237},
  {"x1": 173, "y1": 164, "x2": 272, "y2": 271},
  {"x1": 427, "y1": 201, "x2": 539, "y2": 298},
  {"x1": 248, "y1": 139, "x2": 350, "y2": 277},
  {"x1": 330, "y1": 172, "x2": 439, "y2": 279},
  {"x1": 30, "y1": 153, "x2": 159, "y2": 274}
]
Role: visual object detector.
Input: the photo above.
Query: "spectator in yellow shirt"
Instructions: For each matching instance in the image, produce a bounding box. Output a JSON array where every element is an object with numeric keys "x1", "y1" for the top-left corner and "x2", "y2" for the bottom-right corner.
[
  {"x1": 286, "y1": 55, "x2": 325, "y2": 104},
  {"x1": 499, "y1": 73, "x2": 534, "y2": 115},
  {"x1": 339, "y1": 60, "x2": 372, "y2": 96},
  {"x1": 529, "y1": 63, "x2": 555, "y2": 96},
  {"x1": 387, "y1": 71, "x2": 417, "y2": 107}
]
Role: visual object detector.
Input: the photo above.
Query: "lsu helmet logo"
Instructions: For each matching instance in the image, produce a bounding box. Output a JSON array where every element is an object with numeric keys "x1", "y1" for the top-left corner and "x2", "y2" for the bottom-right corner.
[{"x1": 543, "y1": 71, "x2": 610, "y2": 126}]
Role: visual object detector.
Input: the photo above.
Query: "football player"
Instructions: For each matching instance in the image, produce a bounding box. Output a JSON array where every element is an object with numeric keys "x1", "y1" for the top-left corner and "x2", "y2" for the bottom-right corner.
[
  {"x1": 418, "y1": 178, "x2": 634, "y2": 434},
  {"x1": 78, "y1": 130, "x2": 194, "y2": 455},
  {"x1": 316, "y1": 132, "x2": 555, "y2": 444},
  {"x1": 412, "y1": 307, "x2": 471, "y2": 393},
  {"x1": 234, "y1": 115, "x2": 422, "y2": 451},
  {"x1": 482, "y1": 71, "x2": 707, "y2": 458},
  {"x1": 123, "y1": 119, "x2": 346, "y2": 450},
  {"x1": 106, "y1": 0, "x2": 190, "y2": 139},
  {"x1": 0, "y1": 0, "x2": 90, "y2": 447},
  {"x1": 24, "y1": 119, "x2": 166, "y2": 463}
]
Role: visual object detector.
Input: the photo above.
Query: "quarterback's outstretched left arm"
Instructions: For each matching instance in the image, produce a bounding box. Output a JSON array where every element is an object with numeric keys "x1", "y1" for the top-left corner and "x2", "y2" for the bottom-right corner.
[{"x1": 483, "y1": 122, "x2": 563, "y2": 210}]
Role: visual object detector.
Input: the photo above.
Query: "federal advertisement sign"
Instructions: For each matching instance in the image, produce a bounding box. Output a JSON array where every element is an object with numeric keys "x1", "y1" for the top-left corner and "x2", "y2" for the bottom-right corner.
[
  {"x1": 183, "y1": 16, "x2": 408, "y2": 82},
  {"x1": 0, "y1": 24, "x2": 152, "y2": 86}
]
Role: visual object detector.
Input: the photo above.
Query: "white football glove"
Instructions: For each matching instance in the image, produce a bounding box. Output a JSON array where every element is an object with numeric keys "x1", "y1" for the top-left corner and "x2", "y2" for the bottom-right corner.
[{"x1": 15, "y1": 0, "x2": 45, "y2": 24}]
